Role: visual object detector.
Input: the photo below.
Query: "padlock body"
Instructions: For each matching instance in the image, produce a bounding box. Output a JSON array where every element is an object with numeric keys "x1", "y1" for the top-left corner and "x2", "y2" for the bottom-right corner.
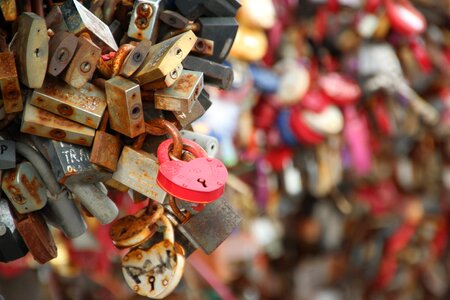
[
  {"x1": 113, "y1": 146, "x2": 167, "y2": 203},
  {"x1": 2, "y1": 162, "x2": 48, "y2": 214},
  {"x1": 127, "y1": 0, "x2": 162, "y2": 42},
  {"x1": 105, "y1": 76, "x2": 145, "y2": 138},
  {"x1": 90, "y1": 131, "x2": 122, "y2": 172},
  {"x1": 120, "y1": 40, "x2": 153, "y2": 78},
  {"x1": 0, "y1": 198, "x2": 29, "y2": 262},
  {"x1": 21, "y1": 99, "x2": 95, "y2": 146},
  {"x1": 0, "y1": 52, "x2": 23, "y2": 113},
  {"x1": 31, "y1": 77, "x2": 107, "y2": 129},
  {"x1": 0, "y1": 140, "x2": 16, "y2": 170}
]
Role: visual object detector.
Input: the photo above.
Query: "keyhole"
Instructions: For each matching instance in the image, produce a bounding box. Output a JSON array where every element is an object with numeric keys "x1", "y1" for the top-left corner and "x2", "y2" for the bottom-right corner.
[
  {"x1": 197, "y1": 178, "x2": 207, "y2": 188},
  {"x1": 148, "y1": 276, "x2": 155, "y2": 291}
]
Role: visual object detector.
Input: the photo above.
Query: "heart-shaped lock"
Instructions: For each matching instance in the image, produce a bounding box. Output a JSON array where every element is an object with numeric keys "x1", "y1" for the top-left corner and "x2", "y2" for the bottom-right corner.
[
  {"x1": 157, "y1": 138, "x2": 228, "y2": 203},
  {"x1": 122, "y1": 214, "x2": 185, "y2": 299}
]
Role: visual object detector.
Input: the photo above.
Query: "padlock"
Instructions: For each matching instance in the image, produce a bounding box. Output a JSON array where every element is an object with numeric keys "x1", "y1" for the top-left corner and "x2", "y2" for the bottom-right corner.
[
  {"x1": 15, "y1": 141, "x2": 87, "y2": 239},
  {"x1": 0, "y1": 0, "x2": 17, "y2": 21},
  {"x1": 112, "y1": 135, "x2": 167, "y2": 203},
  {"x1": 21, "y1": 98, "x2": 96, "y2": 147},
  {"x1": 196, "y1": 17, "x2": 238, "y2": 63},
  {"x1": 141, "y1": 63, "x2": 183, "y2": 90},
  {"x1": 2, "y1": 161, "x2": 48, "y2": 214},
  {"x1": 109, "y1": 201, "x2": 163, "y2": 248},
  {"x1": 0, "y1": 140, "x2": 15, "y2": 169},
  {"x1": 385, "y1": 0, "x2": 426, "y2": 36},
  {"x1": 44, "y1": 4, "x2": 66, "y2": 31},
  {"x1": 0, "y1": 52, "x2": 23, "y2": 113},
  {"x1": 105, "y1": 76, "x2": 145, "y2": 138},
  {"x1": 133, "y1": 30, "x2": 197, "y2": 84},
  {"x1": 11, "y1": 207, "x2": 57, "y2": 264},
  {"x1": 0, "y1": 198, "x2": 28, "y2": 262},
  {"x1": 61, "y1": 0, "x2": 118, "y2": 51},
  {"x1": 301, "y1": 105, "x2": 344, "y2": 136},
  {"x1": 15, "y1": 12, "x2": 48, "y2": 88},
  {"x1": 119, "y1": 40, "x2": 153, "y2": 78},
  {"x1": 127, "y1": 0, "x2": 162, "y2": 42},
  {"x1": 90, "y1": 111, "x2": 122, "y2": 172},
  {"x1": 182, "y1": 55, "x2": 233, "y2": 90},
  {"x1": 168, "y1": 97, "x2": 206, "y2": 127},
  {"x1": 318, "y1": 73, "x2": 361, "y2": 106},
  {"x1": 65, "y1": 182, "x2": 118, "y2": 224},
  {"x1": 31, "y1": 76, "x2": 107, "y2": 129},
  {"x1": 180, "y1": 130, "x2": 219, "y2": 157},
  {"x1": 121, "y1": 214, "x2": 185, "y2": 299},
  {"x1": 174, "y1": 0, "x2": 241, "y2": 19},
  {"x1": 166, "y1": 195, "x2": 241, "y2": 255},
  {"x1": 154, "y1": 70, "x2": 203, "y2": 113},
  {"x1": 47, "y1": 32, "x2": 78, "y2": 76},
  {"x1": 37, "y1": 138, "x2": 111, "y2": 185},
  {"x1": 62, "y1": 36, "x2": 101, "y2": 89},
  {"x1": 159, "y1": 10, "x2": 190, "y2": 29},
  {"x1": 157, "y1": 138, "x2": 228, "y2": 203}
]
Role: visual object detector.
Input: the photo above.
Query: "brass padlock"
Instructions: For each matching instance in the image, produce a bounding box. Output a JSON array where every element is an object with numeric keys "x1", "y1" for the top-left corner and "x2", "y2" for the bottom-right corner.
[
  {"x1": 47, "y1": 32, "x2": 78, "y2": 76},
  {"x1": 112, "y1": 134, "x2": 167, "y2": 203},
  {"x1": 0, "y1": 52, "x2": 22, "y2": 113},
  {"x1": 31, "y1": 76, "x2": 107, "y2": 129},
  {"x1": 2, "y1": 161, "x2": 48, "y2": 214},
  {"x1": 154, "y1": 70, "x2": 203, "y2": 113},
  {"x1": 21, "y1": 98, "x2": 95, "y2": 147},
  {"x1": 105, "y1": 76, "x2": 145, "y2": 138},
  {"x1": 15, "y1": 12, "x2": 48, "y2": 88},
  {"x1": 191, "y1": 37, "x2": 214, "y2": 57},
  {"x1": 90, "y1": 111, "x2": 122, "y2": 172},
  {"x1": 141, "y1": 63, "x2": 183, "y2": 90},
  {"x1": 133, "y1": 30, "x2": 197, "y2": 84},
  {"x1": 61, "y1": 0, "x2": 118, "y2": 51},
  {"x1": 62, "y1": 36, "x2": 101, "y2": 89},
  {"x1": 127, "y1": 0, "x2": 162, "y2": 42},
  {"x1": 119, "y1": 40, "x2": 153, "y2": 78}
]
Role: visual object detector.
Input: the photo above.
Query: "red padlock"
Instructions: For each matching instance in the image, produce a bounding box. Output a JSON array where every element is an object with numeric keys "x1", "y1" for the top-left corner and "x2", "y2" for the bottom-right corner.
[
  {"x1": 157, "y1": 138, "x2": 228, "y2": 204},
  {"x1": 289, "y1": 107, "x2": 325, "y2": 145}
]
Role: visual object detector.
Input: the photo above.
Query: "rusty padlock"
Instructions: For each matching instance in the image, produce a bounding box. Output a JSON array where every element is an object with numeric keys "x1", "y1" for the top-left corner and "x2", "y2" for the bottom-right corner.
[
  {"x1": 127, "y1": 0, "x2": 162, "y2": 42},
  {"x1": 47, "y1": 32, "x2": 78, "y2": 76},
  {"x1": 0, "y1": 52, "x2": 23, "y2": 113}
]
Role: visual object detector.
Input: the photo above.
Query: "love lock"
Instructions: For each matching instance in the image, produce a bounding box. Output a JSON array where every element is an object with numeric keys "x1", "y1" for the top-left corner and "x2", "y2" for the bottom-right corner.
[
  {"x1": 157, "y1": 138, "x2": 228, "y2": 203},
  {"x1": 110, "y1": 201, "x2": 164, "y2": 249},
  {"x1": 121, "y1": 214, "x2": 185, "y2": 299}
]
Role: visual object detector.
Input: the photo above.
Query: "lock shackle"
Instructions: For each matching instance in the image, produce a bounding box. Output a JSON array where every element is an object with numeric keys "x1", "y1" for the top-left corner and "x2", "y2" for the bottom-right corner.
[
  {"x1": 146, "y1": 118, "x2": 183, "y2": 159},
  {"x1": 159, "y1": 214, "x2": 175, "y2": 244},
  {"x1": 157, "y1": 138, "x2": 207, "y2": 165},
  {"x1": 112, "y1": 43, "x2": 135, "y2": 76}
]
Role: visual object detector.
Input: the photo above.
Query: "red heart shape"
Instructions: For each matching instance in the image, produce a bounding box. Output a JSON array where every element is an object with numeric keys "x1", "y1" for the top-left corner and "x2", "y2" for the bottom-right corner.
[{"x1": 157, "y1": 157, "x2": 228, "y2": 203}]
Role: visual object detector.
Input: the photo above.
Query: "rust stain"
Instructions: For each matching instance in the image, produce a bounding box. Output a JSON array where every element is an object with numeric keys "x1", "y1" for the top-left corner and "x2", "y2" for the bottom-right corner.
[
  {"x1": 20, "y1": 174, "x2": 44, "y2": 206},
  {"x1": 173, "y1": 74, "x2": 195, "y2": 93},
  {"x1": 0, "y1": 53, "x2": 17, "y2": 78}
]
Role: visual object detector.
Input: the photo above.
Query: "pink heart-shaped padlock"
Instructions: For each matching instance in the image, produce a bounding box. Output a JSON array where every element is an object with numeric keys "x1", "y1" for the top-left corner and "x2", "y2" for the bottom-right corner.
[{"x1": 157, "y1": 138, "x2": 228, "y2": 203}]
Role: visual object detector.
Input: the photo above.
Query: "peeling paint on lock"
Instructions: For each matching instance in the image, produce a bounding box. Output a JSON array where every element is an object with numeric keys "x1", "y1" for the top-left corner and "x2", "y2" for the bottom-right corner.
[
  {"x1": 128, "y1": 0, "x2": 162, "y2": 42},
  {"x1": 2, "y1": 162, "x2": 48, "y2": 214},
  {"x1": 113, "y1": 146, "x2": 166, "y2": 203},
  {"x1": 31, "y1": 77, "x2": 106, "y2": 129},
  {"x1": 154, "y1": 70, "x2": 203, "y2": 113},
  {"x1": 133, "y1": 30, "x2": 197, "y2": 84},
  {"x1": 0, "y1": 52, "x2": 22, "y2": 113},
  {"x1": 21, "y1": 99, "x2": 95, "y2": 147}
]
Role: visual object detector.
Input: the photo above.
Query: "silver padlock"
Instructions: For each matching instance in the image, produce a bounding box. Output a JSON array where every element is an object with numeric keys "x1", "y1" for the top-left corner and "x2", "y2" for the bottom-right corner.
[
  {"x1": 0, "y1": 198, "x2": 29, "y2": 262},
  {"x1": 180, "y1": 130, "x2": 219, "y2": 157},
  {"x1": 127, "y1": 0, "x2": 162, "y2": 43},
  {"x1": 37, "y1": 138, "x2": 112, "y2": 185},
  {"x1": 15, "y1": 141, "x2": 87, "y2": 238},
  {"x1": 2, "y1": 161, "x2": 48, "y2": 214},
  {"x1": 167, "y1": 196, "x2": 241, "y2": 255},
  {"x1": 65, "y1": 182, "x2": 118, "y2": 225}
]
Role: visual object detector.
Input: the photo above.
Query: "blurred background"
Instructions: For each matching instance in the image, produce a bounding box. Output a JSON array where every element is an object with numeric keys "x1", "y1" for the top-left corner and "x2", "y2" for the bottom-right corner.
[{"x1": 2, "y1": 0, "x2": 450, "y2": 299}]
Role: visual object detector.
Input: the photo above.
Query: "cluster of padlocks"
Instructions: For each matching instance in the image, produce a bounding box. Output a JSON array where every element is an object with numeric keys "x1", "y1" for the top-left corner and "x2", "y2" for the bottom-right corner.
[{"x1": 0, "y1": 0, "x2": 242, "y2": 298}]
